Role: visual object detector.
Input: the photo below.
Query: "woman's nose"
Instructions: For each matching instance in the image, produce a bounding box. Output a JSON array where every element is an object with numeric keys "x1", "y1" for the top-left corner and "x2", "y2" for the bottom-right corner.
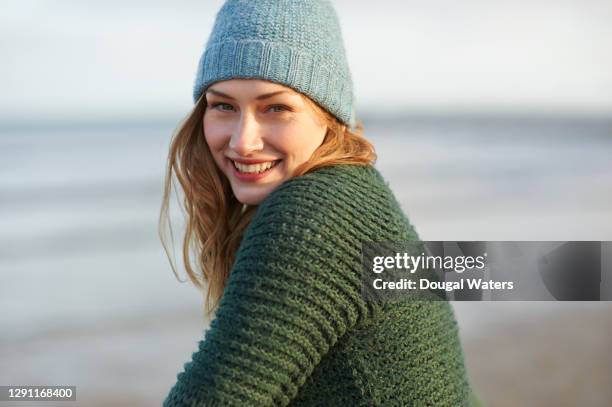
[{"x1": 229, "y1": 114, "x2": 264, "y2": 156}]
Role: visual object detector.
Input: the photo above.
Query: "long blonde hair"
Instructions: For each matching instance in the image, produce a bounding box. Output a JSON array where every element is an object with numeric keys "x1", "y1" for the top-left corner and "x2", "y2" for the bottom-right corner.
[{"x1": 158, "y1": 90, "x2": 376, "y2": 316}]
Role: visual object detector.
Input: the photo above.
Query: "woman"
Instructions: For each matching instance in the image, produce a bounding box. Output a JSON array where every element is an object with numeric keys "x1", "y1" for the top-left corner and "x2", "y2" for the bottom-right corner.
[{"x1": 160, "y1": 0, "x2": 478, "y2": 405}]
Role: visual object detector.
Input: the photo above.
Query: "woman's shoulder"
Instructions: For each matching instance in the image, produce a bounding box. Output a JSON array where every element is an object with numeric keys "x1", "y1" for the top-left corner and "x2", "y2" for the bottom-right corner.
[
  {"x1": 261, "y1": 164, "x2": 390, "y2": 210},
  {"x1": 251, "y1": 164, "x2": 420, "y2": 242}
]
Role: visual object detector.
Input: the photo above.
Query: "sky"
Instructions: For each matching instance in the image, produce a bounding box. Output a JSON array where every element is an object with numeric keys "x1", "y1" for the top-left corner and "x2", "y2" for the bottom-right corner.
[{"x1": 2, "y1": 0, "x2": 612, "y2": 122}]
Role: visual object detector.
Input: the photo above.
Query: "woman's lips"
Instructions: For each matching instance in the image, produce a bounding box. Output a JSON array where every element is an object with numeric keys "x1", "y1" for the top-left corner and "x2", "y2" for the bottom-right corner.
[
  {"x1": 227, "y1": 158, "x2": 281, "y2": 182},
  {"x1": 230, "y1": 157, "x2": 278, "y2": 164}
]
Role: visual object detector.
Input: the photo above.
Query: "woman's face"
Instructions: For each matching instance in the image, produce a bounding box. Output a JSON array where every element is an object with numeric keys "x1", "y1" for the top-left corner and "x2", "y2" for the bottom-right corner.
[{"x1": 203, "y1": 79, "x2": 327, "y2": 205}]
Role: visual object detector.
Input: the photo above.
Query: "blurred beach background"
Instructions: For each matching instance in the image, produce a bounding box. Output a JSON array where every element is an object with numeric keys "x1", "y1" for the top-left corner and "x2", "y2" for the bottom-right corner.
[{"x1": 1, "y1": 1, "x2": 611, "y2": 406}]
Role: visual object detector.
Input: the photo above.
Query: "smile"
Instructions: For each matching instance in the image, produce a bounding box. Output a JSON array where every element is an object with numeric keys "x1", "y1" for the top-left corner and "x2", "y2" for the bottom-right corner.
[
  {"x1": 231, "y1": 160, "x2": 280, "y2": 174},
  {"x1": 228, "y1": 158, "x2": 282, "y2": 182}
]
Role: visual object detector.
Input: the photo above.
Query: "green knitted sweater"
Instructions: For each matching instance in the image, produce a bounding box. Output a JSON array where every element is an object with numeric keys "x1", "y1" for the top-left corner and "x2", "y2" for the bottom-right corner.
[{"x1": 163, "y1": 164, "x2": 475, "y2": 406}]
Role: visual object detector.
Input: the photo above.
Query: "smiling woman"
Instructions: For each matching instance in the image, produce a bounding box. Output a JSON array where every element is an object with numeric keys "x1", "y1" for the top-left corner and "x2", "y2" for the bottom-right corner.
[
  {"x1": 159, "y1": 0, "x2": 478, "y2": 406},
  {"x1": 160, "y1": 76, "x2": 375, "y2": 313}
]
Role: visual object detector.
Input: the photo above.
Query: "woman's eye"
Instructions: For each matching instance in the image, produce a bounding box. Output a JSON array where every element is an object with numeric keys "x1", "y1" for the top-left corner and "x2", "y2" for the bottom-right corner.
[
  {"x1": 211, "y1": 103, "x2": 234, "y2": 111},
  {"x1": 267, "y1": 105, "x2": 289, "y2": 113}
]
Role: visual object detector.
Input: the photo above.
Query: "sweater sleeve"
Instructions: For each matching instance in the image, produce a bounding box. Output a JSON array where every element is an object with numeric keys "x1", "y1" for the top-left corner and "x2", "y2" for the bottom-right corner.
[{"x1": 163, "y1": 167, "x2": 385, "y2": 406}]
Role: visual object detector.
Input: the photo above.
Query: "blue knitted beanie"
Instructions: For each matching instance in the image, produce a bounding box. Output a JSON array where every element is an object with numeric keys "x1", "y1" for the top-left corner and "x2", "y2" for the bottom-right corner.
[{"x1": 193, "y1": 0, "x2": 356, "y2": 128}]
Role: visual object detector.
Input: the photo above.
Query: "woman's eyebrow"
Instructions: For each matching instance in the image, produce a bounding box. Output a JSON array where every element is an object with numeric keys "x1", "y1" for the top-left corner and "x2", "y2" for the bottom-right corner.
[{"x1": 206, "y1": 89, "x2": 291, "y2": 100}]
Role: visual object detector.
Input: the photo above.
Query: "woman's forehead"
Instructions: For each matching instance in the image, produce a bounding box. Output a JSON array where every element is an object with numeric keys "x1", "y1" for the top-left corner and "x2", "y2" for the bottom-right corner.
[{"x1": 207, "y1": 79, "x2": 298, "y2": 96}]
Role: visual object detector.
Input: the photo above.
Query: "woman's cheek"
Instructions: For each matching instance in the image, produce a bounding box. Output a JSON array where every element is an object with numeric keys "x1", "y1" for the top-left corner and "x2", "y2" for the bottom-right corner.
[
  {"x1": 204, "y1": 123, "x2": 228, "y2": 152},
  {"x1": 272, "y1": 125, "x2": 308, "y2": 156}
]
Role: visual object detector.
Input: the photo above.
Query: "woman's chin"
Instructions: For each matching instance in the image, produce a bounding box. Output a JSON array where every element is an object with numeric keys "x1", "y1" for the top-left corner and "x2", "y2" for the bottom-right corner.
[{"x1": 231, "y1": 184, "x2": 277, "y2": 206}]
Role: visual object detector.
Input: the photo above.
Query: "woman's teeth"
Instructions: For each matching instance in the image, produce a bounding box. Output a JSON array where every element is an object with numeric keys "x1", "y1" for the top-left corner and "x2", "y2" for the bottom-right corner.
[{"x1": 232, "y1": 160, "x2": 279, "y2": 174}]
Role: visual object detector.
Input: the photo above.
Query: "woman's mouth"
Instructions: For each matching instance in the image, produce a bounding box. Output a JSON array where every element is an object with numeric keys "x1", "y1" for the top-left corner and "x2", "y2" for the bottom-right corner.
[{"x1": 229, "y1": 159, "x2": 281, "y2": 181}]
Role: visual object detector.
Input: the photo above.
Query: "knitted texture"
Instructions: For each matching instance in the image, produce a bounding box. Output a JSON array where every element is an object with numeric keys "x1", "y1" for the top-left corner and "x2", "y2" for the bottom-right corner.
[
  {"x1": 163, "y1": 164, "x2": 476, "y2": 406},
  {"x1": 193, "y1": 0, "x2": 356, "y2": 128}
]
